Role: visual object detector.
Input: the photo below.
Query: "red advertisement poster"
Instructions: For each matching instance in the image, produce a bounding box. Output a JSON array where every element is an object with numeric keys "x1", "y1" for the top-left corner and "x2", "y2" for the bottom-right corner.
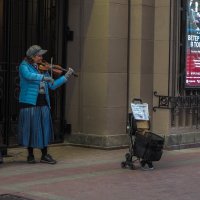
[{"x1": 186, "y1": 0, "x2": 200, "y2": 87}]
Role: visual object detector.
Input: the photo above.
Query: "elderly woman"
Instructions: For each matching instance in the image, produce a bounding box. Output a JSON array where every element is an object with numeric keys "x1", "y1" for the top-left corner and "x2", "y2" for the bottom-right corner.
[{"x1": 18, "y1": 45, "x2": 74, "y2": 164}]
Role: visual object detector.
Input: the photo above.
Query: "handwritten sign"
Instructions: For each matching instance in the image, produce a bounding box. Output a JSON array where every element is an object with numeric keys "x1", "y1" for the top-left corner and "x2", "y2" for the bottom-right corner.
[{"x1": 131, "y1": 103, "x2": 149, "y2": 120}]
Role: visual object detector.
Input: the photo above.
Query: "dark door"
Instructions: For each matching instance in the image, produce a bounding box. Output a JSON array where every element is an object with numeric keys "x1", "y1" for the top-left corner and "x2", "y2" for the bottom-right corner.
[{"x1": 0, "y1": 0, "x2": 67, "y2": 148}]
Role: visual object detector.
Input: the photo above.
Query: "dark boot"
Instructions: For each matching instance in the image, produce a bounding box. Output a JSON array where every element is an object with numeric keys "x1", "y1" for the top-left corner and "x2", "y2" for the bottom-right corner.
[
  {"x1": 0, "y1": 151, "x2": 3, "y2": 164},
  {"x1": 147, "y1": 161, "x2": 154, "y2": 170},
  {"x1": 27, "y1": 147, "x2": 36, "y2": 164},
  {"x1": 40, "y1": 147, "x2": 56, "y2": 164}
]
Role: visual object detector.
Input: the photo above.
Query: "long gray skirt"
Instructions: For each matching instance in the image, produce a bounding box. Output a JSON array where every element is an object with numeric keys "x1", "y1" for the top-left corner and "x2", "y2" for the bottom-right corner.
[{"x1": 18, "y1": 106, "x2": 54, "y2": 148}]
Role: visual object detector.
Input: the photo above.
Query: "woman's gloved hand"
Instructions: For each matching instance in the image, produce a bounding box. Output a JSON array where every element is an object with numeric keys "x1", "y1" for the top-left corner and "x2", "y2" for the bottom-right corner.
[
  {"x1": 43, "y1": 76, "x2": 54, "y2": 84},
  {"x1": 65, "y1": 68, "x2": 74, "y2": 79}
]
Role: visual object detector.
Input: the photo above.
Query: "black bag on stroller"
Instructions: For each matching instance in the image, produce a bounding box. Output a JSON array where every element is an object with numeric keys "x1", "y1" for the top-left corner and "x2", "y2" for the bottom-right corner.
[{"x1": 134, "y1": 132, "x2": 164, "y2": 161}]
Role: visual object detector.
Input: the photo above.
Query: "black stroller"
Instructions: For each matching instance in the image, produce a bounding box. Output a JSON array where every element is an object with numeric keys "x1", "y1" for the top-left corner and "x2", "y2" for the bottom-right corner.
[{"x1": 121, "y1": 98, "x2": 164, "y2": 170}]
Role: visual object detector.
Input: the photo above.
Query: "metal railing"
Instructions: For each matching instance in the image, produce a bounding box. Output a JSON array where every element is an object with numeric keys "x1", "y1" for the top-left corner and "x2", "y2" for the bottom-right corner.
[{"x1": 153, "y1": 91, "x2": 200, "y2": 130}]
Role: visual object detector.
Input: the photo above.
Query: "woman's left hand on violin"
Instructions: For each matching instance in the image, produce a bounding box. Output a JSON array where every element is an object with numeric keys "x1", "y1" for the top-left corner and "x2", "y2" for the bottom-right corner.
[{"x1": 39, "y1": 60, "x2": 78, "y2": 78}]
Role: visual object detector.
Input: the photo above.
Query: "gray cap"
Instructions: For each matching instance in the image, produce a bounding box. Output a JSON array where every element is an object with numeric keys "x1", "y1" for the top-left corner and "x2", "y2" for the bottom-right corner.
[{"x1": 26, "y1": 45, "x2": 47, "y2": 58}]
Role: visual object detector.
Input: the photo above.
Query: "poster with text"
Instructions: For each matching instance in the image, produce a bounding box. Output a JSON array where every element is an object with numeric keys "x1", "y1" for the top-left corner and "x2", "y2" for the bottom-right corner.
[{"x1": 186, "y1": 0, "x2": 200, "y2": 87}]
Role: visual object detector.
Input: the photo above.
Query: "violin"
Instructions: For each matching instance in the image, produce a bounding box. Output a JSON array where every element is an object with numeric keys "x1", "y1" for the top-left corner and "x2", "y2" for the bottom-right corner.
[{"x1": 38, "y1": 60, "x2": 78, "y2": 78}]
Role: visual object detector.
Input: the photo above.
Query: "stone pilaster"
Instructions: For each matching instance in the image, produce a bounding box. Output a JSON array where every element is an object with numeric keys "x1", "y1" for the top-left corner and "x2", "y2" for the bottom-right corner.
[{"x1": 66, "y1": 0, "x2": 129, "y2": 148}]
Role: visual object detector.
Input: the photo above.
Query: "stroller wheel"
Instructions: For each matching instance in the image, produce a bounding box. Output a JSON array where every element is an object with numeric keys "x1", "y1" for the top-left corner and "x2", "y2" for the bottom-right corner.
[
  {"x1": 121, "y1": 162, "x2": 126, "y2": 168},
  {"x1": 129, "y1": 163, "x2": 135, "y2": 170},
  {"x1": 125, "y1": 153, "x2": 131, "y2": 161}
]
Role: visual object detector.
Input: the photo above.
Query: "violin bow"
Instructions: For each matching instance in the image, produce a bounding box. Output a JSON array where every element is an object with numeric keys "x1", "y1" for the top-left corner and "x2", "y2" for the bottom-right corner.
[{"x1": 50, "y1": 57, "x2": 53, "y2": 78}]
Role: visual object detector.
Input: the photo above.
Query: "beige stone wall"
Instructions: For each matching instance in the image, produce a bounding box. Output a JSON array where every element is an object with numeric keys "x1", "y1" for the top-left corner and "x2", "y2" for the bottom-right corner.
[
  {"x1": 65, "y1": 0, "x2": 82, "y2": 132},
  {"x1": 129, "y1": 0, "x2": 155, "y2": 114},
  {"x1": 66, "y1": 0, "x2": 172, "y2": 147},
  {"x1": 66, "y1": 0, "x2": 129, "y2": 148},
  {"x1": 152, "y1": 0, "x2": 171, "y2": 134},
  {"x1": 128, "y1": 0, "x2": 171, "y2": 136},
  {"x1": 65, "y1": 0, "x2": 199, "y2": 149}
]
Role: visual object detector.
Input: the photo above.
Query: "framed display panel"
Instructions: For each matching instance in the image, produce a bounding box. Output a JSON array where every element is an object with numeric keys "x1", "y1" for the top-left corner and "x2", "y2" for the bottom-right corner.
[{"x1": 185, "y1": 0, "x2": 200, "y2": 88}]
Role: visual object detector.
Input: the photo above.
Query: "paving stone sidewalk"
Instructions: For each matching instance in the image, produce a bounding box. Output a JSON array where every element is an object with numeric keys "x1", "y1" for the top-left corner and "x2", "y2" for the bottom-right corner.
[{"x1": 0, "y1": 145, "x2": 200, "y2": 200}]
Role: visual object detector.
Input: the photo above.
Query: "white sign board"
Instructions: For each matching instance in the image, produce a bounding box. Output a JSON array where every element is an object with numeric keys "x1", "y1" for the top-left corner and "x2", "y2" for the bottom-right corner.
[{"x1": 131, "y1": 103, "x2": 149, "y2": 120}]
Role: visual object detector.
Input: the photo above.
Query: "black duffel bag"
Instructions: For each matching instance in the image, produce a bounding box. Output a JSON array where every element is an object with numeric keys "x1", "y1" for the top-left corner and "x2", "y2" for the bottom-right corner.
[{"x1": 134, "y1": 132, "x2": 164, "y2": 161}]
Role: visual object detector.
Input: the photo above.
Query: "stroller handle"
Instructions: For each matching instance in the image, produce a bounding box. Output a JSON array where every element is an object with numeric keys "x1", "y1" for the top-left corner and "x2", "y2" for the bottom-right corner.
[{"x1": 132, "y1": 98, "x2": 142, "y2": 103}]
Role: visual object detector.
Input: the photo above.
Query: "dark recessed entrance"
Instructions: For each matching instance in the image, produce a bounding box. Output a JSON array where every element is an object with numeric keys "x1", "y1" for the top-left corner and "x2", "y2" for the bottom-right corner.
[{"x1": 0, "y1": 0, "x2": 68, "y2": 150}]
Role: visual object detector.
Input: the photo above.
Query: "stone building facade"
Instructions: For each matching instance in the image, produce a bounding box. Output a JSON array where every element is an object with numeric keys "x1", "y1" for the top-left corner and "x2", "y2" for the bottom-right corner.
[{"x1": 64, "y1": 0, "x2": 200, "y2": 149}]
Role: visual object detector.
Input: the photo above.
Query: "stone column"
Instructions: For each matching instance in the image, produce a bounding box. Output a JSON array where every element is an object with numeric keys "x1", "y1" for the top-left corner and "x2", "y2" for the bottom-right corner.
[
  {"x1": 66, "y1": 0, "x2": 129, "y2": 148},
  {"x1": 129, "y1": 0, "x2": 155, "y2": 117},
  {"x1": 152, "y1": 0, "x2": 171, "y2": 135}
]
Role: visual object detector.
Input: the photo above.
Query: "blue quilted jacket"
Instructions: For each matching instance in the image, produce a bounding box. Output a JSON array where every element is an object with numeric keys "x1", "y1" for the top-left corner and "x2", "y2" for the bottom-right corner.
[{"x1": 19, "y1": 60, "x2": 68, "y2": 107}]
